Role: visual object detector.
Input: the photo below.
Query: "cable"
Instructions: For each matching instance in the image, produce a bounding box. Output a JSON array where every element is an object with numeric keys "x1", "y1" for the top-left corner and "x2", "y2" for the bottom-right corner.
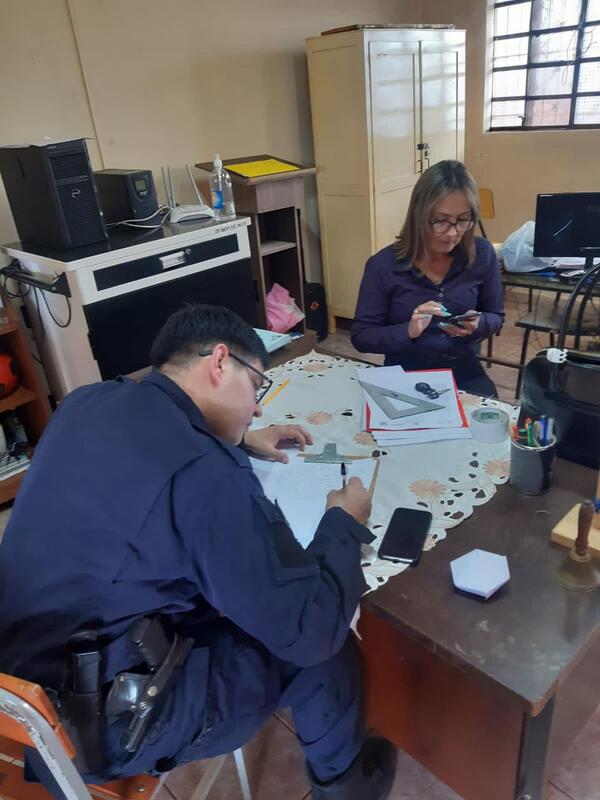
[
  {"x1": 38, "y1": 285, "x2": 72, "y2": 328},
  {"x1": 105, "y1": 204, "x2": 171, "y2": 229}
]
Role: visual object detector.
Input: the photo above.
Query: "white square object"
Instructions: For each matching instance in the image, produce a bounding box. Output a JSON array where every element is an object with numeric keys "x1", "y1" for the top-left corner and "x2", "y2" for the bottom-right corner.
[{"x1": 450, "y1": 549, "x2": 510, "y2": 600}]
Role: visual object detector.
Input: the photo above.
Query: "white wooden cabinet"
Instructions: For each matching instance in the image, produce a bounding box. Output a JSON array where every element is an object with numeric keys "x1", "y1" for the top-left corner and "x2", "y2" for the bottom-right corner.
[{"x1": 306, "y1": 28, "x2": 465, "y2": 323}]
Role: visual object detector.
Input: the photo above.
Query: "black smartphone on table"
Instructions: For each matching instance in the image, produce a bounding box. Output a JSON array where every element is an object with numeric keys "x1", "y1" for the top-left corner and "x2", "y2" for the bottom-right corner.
[{"x1": 377, "y1": 507, "x2": 433, "y2": 565}]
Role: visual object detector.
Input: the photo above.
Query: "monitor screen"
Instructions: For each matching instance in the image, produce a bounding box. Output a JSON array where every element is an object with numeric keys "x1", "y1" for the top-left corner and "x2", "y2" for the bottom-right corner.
[{"x1": 533, "y1": 193, "x2": 600, "y2": 257}]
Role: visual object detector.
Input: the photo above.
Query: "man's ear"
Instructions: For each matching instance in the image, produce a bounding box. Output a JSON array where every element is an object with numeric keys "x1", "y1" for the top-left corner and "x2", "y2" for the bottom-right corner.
[{"x1": 205, "y1": 343, "x2": 230, "y2": 389}]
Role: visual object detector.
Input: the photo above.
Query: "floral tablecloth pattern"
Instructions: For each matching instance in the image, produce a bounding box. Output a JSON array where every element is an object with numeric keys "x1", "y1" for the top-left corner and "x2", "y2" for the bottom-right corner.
[{"x1": 256, "y1": 351, "x2": 518, "y2": 592}]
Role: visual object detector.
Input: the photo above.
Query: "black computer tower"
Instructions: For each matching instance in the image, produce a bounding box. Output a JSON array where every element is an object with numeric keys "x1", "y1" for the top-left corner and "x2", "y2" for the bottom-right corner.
[{"x1": 0, "y1": 138, "x2": 107, "y2": 250}]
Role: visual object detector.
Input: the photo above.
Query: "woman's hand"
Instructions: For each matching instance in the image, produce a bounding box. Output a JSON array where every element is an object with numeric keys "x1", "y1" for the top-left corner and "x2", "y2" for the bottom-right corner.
[
  {"x1": 243, "y1": 424, "x2": 313, "y2": 463},
  {"x1": 439, "y1": 309, "x2": 480, "y2": 338},
  {"x1": 408, "y1": 301, "x2": 450, "y2": 339}
]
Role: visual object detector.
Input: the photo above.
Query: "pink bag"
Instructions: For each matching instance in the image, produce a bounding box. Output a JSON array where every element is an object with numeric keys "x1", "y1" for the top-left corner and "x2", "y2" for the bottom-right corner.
[{"x1": 265, "y1": 282, "x2": 305, "y2": 333}]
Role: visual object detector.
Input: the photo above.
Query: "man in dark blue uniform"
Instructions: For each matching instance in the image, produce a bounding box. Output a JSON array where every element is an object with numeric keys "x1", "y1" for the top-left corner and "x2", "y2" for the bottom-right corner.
[{"x1": 0, "y1": 304, "x2": 396, "y2": 799}]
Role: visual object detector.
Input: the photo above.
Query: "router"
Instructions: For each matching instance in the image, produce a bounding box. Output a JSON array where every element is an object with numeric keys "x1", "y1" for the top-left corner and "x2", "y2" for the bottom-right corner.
[{"x1": 162, "y1": 164, "x2": 214, "y2": 223}]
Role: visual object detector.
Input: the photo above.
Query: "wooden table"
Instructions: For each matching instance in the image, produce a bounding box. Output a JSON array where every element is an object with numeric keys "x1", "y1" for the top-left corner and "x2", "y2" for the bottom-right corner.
[{"x1": 359, "y1": 458, "x2": 599, "y2": 800}]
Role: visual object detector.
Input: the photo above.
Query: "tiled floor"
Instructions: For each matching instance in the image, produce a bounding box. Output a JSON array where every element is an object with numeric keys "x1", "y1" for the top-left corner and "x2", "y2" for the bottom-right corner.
[
  {"x1": 156, "y1": 706, "x2": 600, "y2": 800},
  {"x1": 155, "y1": 288, "x2": 600, "y2": 799}
]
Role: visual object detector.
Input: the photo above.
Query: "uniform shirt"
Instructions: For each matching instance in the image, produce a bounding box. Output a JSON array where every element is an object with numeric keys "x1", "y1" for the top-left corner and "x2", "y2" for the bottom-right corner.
[
  {"x1": 0, "y1": 371, "x2": 373, "y2": 689},
  {"x1": 351, "y1": 237, "x2": 504, "y2": 366}
]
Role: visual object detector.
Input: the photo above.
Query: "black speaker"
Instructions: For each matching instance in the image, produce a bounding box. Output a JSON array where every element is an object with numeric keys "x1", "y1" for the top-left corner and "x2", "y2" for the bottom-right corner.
[{"x1": 0, "y1": 138, "x2": 107, "y2": 250}]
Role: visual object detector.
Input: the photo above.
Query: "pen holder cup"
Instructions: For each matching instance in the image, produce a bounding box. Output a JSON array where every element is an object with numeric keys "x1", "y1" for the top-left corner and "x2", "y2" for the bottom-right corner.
[{"x1": 509, "y1": 435, "x2": 556, "y2": 496}]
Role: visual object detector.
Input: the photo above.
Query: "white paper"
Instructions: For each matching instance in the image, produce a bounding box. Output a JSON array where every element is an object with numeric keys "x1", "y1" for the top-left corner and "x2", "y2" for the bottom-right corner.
[
  {"x1": 250, "y1": 456, "x2": 376, "y2": 548},
  {"x1": 357, "y1": 366, "x2": 464, "y2": 431}
]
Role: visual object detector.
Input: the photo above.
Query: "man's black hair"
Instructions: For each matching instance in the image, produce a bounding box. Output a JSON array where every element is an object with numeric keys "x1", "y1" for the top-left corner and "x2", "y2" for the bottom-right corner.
[{"x1": 150, "y1": 304, "x2": 268, "y2": 370}]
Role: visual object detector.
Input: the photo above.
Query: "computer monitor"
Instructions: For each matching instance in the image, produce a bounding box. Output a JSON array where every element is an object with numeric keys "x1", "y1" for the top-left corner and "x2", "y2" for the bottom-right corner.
[{"x1": 533, "y1": 193, "x2": 600, "y2": 260}]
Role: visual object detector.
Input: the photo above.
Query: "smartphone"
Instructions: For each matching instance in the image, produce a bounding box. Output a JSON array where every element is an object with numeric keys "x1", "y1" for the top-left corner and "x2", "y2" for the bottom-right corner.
[
  {"x1": 445, "y1": 311, "x2": 482, "y2": 327},
  {"x1": 377, "y1": 507, "x2": 433, "y2": 565}
]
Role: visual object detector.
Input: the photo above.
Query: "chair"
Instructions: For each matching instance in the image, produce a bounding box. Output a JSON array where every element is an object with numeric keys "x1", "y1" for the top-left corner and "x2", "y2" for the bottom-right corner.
[
  {"x1": 478, "y1": 188, "x2": 495, "y2": 240},
  {"x1": 0, "y1": 672, "x2": 251, "y2": 800},
  {"x1": 477, "y1": 188, "x2": 499, "y2": 365},
  {"x1": 514, "y1": 299, "x2": 600, "y2": 398}
]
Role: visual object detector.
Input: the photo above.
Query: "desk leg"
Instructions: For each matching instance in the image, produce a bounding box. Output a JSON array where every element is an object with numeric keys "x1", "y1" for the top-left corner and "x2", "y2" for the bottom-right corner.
[{"x1": 515, "y1": 698, "x2": 555, "y2": 800}]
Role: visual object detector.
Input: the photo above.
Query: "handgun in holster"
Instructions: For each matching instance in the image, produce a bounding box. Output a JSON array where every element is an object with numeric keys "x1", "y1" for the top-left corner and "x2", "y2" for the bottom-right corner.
[
  {"x1": 105, "y1": 617, "x2": 193, "y2": 754},
  {"x1": 61, "y1": 631, "x2": 105, "y2": 774}
]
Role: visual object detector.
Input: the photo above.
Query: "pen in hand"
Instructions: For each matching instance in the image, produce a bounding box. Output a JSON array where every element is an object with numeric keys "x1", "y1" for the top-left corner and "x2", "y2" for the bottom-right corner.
[{"x1": 341, "y1": 462, "x2": 347, "y2": 489}]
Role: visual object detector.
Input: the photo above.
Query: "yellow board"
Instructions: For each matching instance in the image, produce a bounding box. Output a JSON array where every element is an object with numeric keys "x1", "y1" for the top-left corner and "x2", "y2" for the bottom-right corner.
[{"x1": 224, "y1": 158, "x2": 300, "y2": 178}]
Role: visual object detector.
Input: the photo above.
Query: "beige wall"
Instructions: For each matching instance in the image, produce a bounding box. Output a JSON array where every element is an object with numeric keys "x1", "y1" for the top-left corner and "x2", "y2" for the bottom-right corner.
[
  {"x1": 0, "y1": 0, "x2": 424, "y2": 275},
  {"x1": 423, "y1": 0, "x2": 600, "y2": 241},
  {"x1": 0, "y1": 0, "x2": 102, "y2": 260}
]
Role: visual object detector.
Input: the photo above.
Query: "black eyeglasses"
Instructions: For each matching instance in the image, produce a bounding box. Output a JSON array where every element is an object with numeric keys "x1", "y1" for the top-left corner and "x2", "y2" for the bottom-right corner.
[
  {"x1": 199, "y1": 351, "x2": 273, "y2": 404},
  {"x1": 429, "y1": 218, "x2": 475, "y2": 235}
]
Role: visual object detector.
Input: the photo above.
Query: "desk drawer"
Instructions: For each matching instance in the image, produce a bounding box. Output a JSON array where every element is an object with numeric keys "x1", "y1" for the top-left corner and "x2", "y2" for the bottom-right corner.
[{"x1": 93, "y1": 234, "x2": 239, "y2": 291}]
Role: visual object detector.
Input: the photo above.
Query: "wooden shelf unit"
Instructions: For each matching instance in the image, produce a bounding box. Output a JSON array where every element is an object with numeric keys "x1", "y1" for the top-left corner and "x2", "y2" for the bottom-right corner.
[
  {"x1": 0, "y1": 293, "x2": 51, "y2": 503},
  {"x1": 195, "y1": 156, "x2": 316, "y2": 333}
]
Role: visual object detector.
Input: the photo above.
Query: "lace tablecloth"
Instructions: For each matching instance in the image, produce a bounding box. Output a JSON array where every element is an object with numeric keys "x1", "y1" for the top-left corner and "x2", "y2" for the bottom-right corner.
[{"x1": 257, "y1": 351, "x2": 518, "y2": 592}]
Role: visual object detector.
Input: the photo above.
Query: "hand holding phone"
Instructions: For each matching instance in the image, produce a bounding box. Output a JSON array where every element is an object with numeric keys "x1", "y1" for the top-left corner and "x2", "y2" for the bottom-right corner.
[{"x1": 377, "y1": 507, "x2": 432, "y2": 565}]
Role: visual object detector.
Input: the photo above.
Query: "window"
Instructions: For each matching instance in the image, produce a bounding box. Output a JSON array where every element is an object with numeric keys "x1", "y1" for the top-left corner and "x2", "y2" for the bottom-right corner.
[{"x1": 489, "y1": 0, "x2": 600, "y2": 129}]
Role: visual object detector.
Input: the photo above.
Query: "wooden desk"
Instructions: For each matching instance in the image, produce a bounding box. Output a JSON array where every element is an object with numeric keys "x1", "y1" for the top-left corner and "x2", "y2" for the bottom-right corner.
[{"x1": 359, "y1": 458, "x2": 599, "y2": 800}]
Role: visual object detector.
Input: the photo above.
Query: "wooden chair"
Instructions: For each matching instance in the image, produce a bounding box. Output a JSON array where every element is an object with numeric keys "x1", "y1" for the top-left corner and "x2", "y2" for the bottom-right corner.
[
  {"x1": 478, "y1": 188, "x2": 495, "y2": 240},
  {"x1": 0, "y1": 672, "x2": 251, "y2": 800},
  {"x1": 514, "y1": 299, "x2": 599, "y2": 398},
  {"x1": 477, "y1": 188, "x2": 499, "y2": 365}
]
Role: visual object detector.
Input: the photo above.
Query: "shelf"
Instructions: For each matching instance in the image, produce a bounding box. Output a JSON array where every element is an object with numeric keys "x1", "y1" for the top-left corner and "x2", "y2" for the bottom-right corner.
[
  {"x1": 259, "y1": 240, "x2": 297, "y2": 256},
  {"x1": 0, "y1": 321, "x2": 19, "y2": 337},
  {"x1": 0, "y1": 467, "x2": 28, "y2": 505},
  {"x1": 0, "y1": 386, "x2": 38, "y2": 414}
]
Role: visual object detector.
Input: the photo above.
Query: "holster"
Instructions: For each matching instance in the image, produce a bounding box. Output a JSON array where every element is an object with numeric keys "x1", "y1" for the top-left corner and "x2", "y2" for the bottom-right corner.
[
  {"x1": 105, "y1": 617, "x2": 193, "y2": 754},
  {"x1": 60, "y1": 632, "x2": 105, "y2": 774}
]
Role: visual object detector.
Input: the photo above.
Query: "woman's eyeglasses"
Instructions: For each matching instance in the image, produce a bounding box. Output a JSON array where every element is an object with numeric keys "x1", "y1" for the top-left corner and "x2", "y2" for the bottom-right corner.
[
  {"x1": 430, "y1": 218, "x2": 475, "y2": 235},
  {"x1": 198, "y1": 351, "x2": 273, "y2": 403}
]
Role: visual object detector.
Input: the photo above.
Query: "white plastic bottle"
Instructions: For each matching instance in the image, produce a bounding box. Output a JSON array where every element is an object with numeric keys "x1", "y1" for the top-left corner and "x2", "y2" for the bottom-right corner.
[{"x1": 209, "y1": 154, "x2": 236, "y2": 222}]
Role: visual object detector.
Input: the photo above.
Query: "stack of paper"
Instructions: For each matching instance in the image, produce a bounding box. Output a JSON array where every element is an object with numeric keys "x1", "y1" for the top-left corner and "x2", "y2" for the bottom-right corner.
[{"x1": 357, "y1": 365, "x2": 471, "y2": 446}]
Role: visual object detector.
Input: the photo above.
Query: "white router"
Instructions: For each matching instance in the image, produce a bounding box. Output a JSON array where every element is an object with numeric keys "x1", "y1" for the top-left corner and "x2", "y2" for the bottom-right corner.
[{"x1": 162, "y1": 164, "x2": 214, "y2": 223}]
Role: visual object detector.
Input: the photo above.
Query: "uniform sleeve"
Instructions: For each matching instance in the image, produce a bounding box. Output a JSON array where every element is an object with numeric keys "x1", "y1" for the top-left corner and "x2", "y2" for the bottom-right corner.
[
  {"x1": 171, "y1": 456, "x2": 374, "y2": 667},
  {"x1": 473, "y1": 240, "x2": 505, "y2": 340},
  {"x1": 351, "y1": 255, "x2": 413, "y2": 353}
]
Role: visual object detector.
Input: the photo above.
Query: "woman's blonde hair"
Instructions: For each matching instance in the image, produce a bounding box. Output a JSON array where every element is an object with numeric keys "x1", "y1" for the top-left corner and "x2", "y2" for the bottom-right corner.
[{"x1": 395, "y1": 160, "x2": 480, "y2": 267}]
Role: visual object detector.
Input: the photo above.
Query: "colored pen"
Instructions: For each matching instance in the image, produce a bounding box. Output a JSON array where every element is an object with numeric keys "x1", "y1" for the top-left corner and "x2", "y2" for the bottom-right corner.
[
  {"x1": 525, "y1": 417, "x2": 535, "y2": 448},
  {"x1": 512, "y1": 424, "x2": 519, "y2": 441},
  {"x1": 540, "y1": 415, "x2": 548, "y2": 447},
  {"x1": 340, "y1": 461, "x2": 347, "y2": 489}
]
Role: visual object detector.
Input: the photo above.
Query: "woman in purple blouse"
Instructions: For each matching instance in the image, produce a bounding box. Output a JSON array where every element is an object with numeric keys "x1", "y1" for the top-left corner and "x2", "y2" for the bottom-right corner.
[{"x1": 351, "y1": 161, "x2": 504, "y2": 397}]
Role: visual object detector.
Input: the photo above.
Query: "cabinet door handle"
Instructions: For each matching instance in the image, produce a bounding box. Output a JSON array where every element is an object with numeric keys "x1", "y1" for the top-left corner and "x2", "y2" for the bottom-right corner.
[{"x1": 159, "y1": 251, "x2": 187, "y2": 270}]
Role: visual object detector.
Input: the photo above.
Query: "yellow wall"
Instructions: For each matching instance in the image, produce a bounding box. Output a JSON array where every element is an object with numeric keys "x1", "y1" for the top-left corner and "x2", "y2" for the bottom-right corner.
[
  {"x1": 423, "y1": 0, "x2": 600, "y2": 241},
  {"x1": 0, "y1": 0, "x2": 423, "y2": 274}
]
